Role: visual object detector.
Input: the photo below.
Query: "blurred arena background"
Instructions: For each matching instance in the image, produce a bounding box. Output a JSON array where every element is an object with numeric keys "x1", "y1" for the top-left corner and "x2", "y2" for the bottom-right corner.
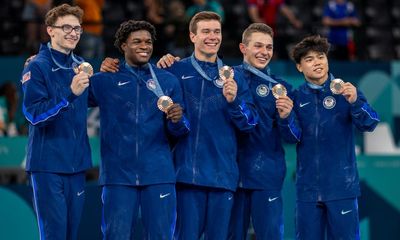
[{"x1": 0, "y1": 0, "x2": 399, "y2": 239}]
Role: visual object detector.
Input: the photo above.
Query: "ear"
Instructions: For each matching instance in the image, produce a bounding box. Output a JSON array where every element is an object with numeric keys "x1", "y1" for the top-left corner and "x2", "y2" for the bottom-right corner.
[
  {"x1": 239, "y1": 43, "x2": 246, "y2": 55},
  {"x1": 121, "y1": 42, "x2": 127, "y2": 53},
  {"x1": 189, "y1": 32, "x2": 196, "y2": 44},
  {"x1": 47, "y1": 26, "x2": 54, "y2": 38},
  {"x1": 296, "y1": 63, "x2": 302, "y2": 73}
]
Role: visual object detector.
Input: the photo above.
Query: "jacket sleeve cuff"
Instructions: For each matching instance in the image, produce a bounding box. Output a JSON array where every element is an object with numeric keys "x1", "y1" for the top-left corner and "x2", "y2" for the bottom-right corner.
[{"x1": 66, "y1": 88, "x2": 78, "y2": 103}]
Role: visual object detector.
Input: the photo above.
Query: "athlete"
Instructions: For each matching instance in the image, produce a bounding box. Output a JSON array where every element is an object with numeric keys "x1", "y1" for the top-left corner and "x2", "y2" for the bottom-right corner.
[
  {"x1": 290, "y1": 35, "x2": 379, "y2": 240},
  {"x1": 90, "y1": 20, "x2": 190, "y2": 239},
  {"x1": 21, "y1": 4, "x2": 91, "y2": 240},
  {"x1": 228, "y1": 23, "x2": 301, "y2": 240}
]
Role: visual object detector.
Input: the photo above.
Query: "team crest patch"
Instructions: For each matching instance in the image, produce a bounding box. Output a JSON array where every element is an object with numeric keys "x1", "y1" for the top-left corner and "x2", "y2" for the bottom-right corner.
[
  {"x1": 256, "y1": 84, "x2": 269, "y2": 97},
  {"x1": 323, "y1": 96, "x2": 336, "y2": 109},
  {"x1": 146, "y1": 79, "x2": 156, "y2": 90},
  {"x1": 21, "y1": 71, "x2": 31, "y2": 84}
]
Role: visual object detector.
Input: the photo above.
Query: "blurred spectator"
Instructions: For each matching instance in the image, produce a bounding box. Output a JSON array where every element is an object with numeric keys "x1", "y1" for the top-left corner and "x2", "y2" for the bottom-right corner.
[
  {"x1": 322, "y1": 0, "x2": 361, "y2": 60},
  {"x1": 22, "y1": 0, "x2": 52, "y2": 54},
  {"x1": 164, "y1": 0, "x2": 191, "y2": 57},
  {"x1": 144, "y1": 0, "x2": 167, "y2": 57},
  {"x1": 246, "y1": 0, "x2": 302, "y2": 59},
  {"x1": 0, "y1": 82, "x2": 19, "y2": 136},
  {"x1": 74, "y1": 0, "x2": 105, "y2": 60},
  {"x1": 247, "y1": 0, "x2": 302, "y2": 31},
  {"x1": 186, "y1": 0, "x2": 225, "y2": 22}
]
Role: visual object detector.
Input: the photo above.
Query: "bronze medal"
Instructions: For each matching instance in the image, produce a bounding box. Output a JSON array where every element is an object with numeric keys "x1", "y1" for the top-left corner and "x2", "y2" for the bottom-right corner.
[
  {"x1": 219, "y1": 66, "x2": 234, "y2": 81},
  {"x1": 271, "y1": 84, "x2": 287, "y2": 99},
  {"x1": 157, "y1": 96, "x2": 173, "y2": 112},
  {"x1": 330, "y1": 78, "x2": 344, "y2": 94},
  {"x1": 74, "y1": 62, "x2": 93, "y2": 76}
]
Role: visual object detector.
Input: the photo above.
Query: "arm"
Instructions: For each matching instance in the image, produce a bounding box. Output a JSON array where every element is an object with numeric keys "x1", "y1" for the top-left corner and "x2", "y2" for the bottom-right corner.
[
  {"x1": 227, "y1": 75, "x2": 258, "y2": 132},
  {"x1": 248, "y1": 5, "x2": 264, "y2": 23},
  {"x1": 276, "y1": 93, "x2": 301, "y2": 143},
  {"x1": 322, "y1": 16, "x2": 360, "y2": 27},
  {"x1": 165, "y1": 76, "x2": 190, "y2": 136},
  {"x1": 22, "y1": 63, "x2": 87, "y2": 126},
  {"x1": 322, "y1": 3, "x2": 360, "y2": 27},
  {"x1": 280, "y1": 4, "x2": 303, "y2": 29},
  {"x1": 350, "y1": 90, "x2": 379, "y2": 132}
]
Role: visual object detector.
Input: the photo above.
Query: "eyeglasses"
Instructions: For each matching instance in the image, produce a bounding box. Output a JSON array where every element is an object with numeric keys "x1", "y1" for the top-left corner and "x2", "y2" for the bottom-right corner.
[{"x1": 51, "y1": 24, "x2": 83, "y2": 34}]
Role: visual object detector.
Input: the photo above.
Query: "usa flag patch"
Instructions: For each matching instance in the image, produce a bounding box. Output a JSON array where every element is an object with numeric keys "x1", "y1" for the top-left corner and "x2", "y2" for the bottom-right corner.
[{"x1": 21, "y1": 71, "x2": 31, "y2": 84}]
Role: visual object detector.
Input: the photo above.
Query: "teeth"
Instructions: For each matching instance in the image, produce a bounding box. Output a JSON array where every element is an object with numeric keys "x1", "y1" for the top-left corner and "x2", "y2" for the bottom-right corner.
[{"x1": 138, "y1": 52, "x2": 148, "y2": 57}]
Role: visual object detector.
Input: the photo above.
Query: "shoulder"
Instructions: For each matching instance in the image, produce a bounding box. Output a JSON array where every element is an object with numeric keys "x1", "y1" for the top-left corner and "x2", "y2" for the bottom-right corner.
[
  {"x1": 91, "y1": 71, "x2": 115, "y2": 81},
  {"x1": 154, "y1": 66, "x2": 180, "y2": 86},
  {"x1": 272, "y1": 74, "x2": 293, "y2": 89}
]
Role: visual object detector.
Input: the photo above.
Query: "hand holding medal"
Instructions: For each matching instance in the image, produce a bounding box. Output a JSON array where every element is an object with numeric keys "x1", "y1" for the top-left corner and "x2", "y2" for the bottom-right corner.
[
  {"x1": 73, "y1": 62, "x2": 94, "y2": 77},
  {"x1": 220, "y1": 66, "x2": 237, "y2": 103},
  {"x1": 71, "y1": 62, "x2": 92, "y2": 96}
]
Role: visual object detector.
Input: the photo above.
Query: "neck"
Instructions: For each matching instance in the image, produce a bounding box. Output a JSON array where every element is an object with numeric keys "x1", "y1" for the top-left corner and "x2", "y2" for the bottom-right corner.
[
  {"x1": 50, "y1": 42, "x2": 71, "y2": 54},
  {"x1": 126, "y1": 59, "x2": 148, "y2": 68},
  {"x1": 306, "y1": 76, "x2": 328, "y2": 86},
  {"x1": 194, "y1": 50, "x2": 217, "y2": 63}
]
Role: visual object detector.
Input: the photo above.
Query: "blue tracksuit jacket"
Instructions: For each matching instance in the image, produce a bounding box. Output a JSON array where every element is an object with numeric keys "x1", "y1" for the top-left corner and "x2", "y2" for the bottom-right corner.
[
  {"x1": 89, "y1": 62, "x2": 190, "y2": 186},
  {"x1": 235, "y1": 65, "x2": 301, "y2": 191},
  {"x1": 292, "y1": 74, "x2": 379, "y2": 202},
  {"x1": 166, "y1": 56, "x2": 258, "y2": 191},
  {"x1": 22, "y1": 43, "x2": 92, "y2": 173}
]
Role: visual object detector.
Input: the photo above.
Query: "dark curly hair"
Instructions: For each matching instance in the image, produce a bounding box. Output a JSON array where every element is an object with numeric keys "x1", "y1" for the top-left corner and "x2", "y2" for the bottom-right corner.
[
  {"x1": 114, "y1": 20, "x2": 156, "y2": 53},
  {"x1": 290, "y1": 35, "x2": 330, "y2": 64}
]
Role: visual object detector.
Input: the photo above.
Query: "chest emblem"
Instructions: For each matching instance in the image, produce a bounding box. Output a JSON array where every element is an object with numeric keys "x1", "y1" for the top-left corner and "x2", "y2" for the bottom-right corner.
[
  {"x1": 323, "y1": 96, "x2": 336, "y2": 109},
  {"x1": 256, "y1": 84, "x2": 269, "y2": 97},
  {"x1": 146, "y1": 79, "x2": 156, "y2": 91}
]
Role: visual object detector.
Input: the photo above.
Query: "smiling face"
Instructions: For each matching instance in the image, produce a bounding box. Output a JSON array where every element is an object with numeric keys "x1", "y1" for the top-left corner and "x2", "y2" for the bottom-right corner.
[
  {"x1": 296, "y1": 50, "x2": 329, "y2": 85},
  {"x1": 122, "y1": 30, "x2": 153, "y2": 67},
  {"x1": 47, "y1": 15, "x2": 81, "y2": 54},
  {"x1": 190, "y1": 19, "x2": 221, "y2": 62},
  {"x1": 240, "y1": 31, "x2": 273, "y2": 70}
]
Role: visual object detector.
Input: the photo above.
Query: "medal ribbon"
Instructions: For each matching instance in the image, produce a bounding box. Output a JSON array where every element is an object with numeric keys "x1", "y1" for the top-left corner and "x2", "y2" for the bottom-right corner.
[
  {"x1": 190, "y1": 53, "x2": 223, "y2": 82},
  {"x1": 47, "y1": 42, "x2": 83, "y2": 70},
  {"x1": 243, "y1": 61, "x2": 278, "y2": 90},
  {"x1": 125, "y1": 62, "x2": 165, "y2": 97},
  {"x1": 306, "y1": 73, "x2": 335, "y2": 90}
]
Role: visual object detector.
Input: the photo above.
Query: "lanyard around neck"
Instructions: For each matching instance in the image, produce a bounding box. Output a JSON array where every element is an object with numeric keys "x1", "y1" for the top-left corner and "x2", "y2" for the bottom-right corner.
[
  {"x1": 190, "y1": 53, "x2": 223, "y2": 82},
  {"x1": 243, "y1": 61, "x2": 277, "y2": 84},
  {"x1": 125, "y1": 62, "x2": 165, "y2": 97},
  {"x1": 306, "y1": 73, "x2": 334, "y2": 90},
  {"x1": 47, "y1": 42, "x2": 82, "y2": 70}
]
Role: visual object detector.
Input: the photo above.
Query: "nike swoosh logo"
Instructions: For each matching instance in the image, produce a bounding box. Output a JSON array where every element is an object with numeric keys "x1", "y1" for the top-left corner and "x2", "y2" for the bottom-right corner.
[
  {"x1": 118, "y1": 81, "x2": 130, "y2": 86},
  {"x1": 77, "y1": 190, "x2": 85, "y2": 197},
  {"x1": 299, "y1": 102, "x2": 310, "y2": 108},
  {"x1": 160, "y1": 193, "x2": 171, "y2": 199},
  {"x1": 52, "y1": 67, "x2": 60, "y2": 72},
  {"x1": 228, "y1": 196, "x2": 233, "y2": 200},
  {"x1": 268, "y1": 197, "x2": 279, "y2": 202},
  {"x1": 181, "y1": 75, "x2": 194, "y2": 80},
  {"x1": 341, "y1": 209, "x2": 352, "y2": 215}
]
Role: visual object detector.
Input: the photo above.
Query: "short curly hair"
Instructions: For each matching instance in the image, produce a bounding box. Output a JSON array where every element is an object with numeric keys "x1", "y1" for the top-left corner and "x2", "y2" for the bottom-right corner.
[
  {"x1": 290, "y1": 35, "x2": 330, "y2": 64},
  {"x1": 45, "y1": 4, "x2": 83, "y2": 27},
  {"x1": 114, "y1": 20, "x2": 156, "y2": 54}
]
